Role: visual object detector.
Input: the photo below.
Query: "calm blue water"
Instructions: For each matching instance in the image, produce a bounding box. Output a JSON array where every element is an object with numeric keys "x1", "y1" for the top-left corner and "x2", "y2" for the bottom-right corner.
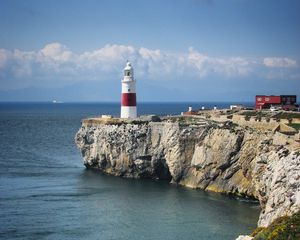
[{"x1": 0, "y1": 102, "x2": 259, "y2": 240}]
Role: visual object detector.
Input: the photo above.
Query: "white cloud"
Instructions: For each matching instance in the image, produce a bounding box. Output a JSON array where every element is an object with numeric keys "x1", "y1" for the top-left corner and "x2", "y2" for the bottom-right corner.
[
  {"x1": 186, "y1": 48, "x2": 252, "y2": 77},
  {"x1": 77, "y1": 44, "x2": 136, "y2": 74},
  {"x1": 0, "y1": 42, "x2": 299, "y2": 89},
  {"x1": 0, "y1": 49, "x2": 11, "y2": 69},
  {"x1": 263, "y1": 57, "x2": 297, "y2": 68},
  {"x1": 40, "y1": 43, "x2": 68, "y2": 58}
]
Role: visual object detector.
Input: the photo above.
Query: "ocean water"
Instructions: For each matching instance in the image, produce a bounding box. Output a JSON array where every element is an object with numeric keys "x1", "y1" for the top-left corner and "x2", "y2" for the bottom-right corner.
[{"x1": 0, "y1": 102, "x2": 259, "y2": 240}]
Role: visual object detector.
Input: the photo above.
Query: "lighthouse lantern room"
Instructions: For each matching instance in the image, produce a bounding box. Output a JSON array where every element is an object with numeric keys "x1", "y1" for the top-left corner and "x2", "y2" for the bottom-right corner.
[{"x1": 121, "y1": 61, "x2": 137, "y2": 118}]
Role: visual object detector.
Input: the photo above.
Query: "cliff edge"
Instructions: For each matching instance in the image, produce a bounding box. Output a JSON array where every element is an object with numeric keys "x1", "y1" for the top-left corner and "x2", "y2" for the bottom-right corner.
[{"x1": 75, "y1": 116, "x2": 300, "y2": 229}]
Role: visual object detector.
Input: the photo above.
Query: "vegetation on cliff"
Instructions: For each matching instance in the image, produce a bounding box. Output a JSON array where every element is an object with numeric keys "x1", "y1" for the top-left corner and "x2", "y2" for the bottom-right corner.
[{"x1": 251, "y1": 211, "x2": 300, "y2": 240}]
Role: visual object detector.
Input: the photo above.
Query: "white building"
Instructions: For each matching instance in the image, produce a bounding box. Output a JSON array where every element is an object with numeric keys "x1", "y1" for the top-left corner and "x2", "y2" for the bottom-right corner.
[{"x1": 120, "y1": 61, "x2": 137, "y2": 118}]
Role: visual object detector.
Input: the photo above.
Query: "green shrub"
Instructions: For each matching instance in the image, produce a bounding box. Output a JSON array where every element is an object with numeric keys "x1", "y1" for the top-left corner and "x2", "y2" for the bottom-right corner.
[
  {"x1": 251, "y1": 211, "x2": 300, "y2": 240},
  {"x1": 288, "y1": 123, "x2": 300, "y2": 130}
]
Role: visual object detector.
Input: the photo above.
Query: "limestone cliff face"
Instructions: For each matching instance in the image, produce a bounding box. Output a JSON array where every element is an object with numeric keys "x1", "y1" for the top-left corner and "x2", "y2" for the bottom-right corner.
[{"x1": 75, "y1": 118, "x2": 300, "y2": 228}]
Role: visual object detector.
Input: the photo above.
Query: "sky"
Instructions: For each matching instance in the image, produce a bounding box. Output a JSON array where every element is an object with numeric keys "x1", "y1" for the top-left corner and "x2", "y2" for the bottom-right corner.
[{"x1": 0, "y1": 0, "x2": 300, "y2": 102}]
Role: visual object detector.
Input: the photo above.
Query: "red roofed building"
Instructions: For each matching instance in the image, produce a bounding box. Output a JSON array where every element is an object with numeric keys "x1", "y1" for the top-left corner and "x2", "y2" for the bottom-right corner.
[{"x1": 255, "y1": 95, "x2": 297, "y2": 110}]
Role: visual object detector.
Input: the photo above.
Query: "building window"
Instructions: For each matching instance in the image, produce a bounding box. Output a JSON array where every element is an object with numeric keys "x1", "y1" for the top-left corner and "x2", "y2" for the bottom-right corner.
[
  {"x1": 265, "y1": 97, "x2": 270, "y2": 101},
  {"x1": 257, "y1": 97, "x2": 262, "y2": 101}
]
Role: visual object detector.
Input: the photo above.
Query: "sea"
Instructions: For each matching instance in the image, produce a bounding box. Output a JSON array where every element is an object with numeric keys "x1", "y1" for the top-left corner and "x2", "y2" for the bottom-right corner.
[{"x1": 0, "y1": 102, "x2": 260, "y2": 240}]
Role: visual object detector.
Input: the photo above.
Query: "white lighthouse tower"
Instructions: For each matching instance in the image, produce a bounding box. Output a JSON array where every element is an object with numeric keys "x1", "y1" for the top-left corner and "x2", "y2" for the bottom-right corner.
[{"x1": 121, "y1": 61, "x2": 137, "y2": 118}]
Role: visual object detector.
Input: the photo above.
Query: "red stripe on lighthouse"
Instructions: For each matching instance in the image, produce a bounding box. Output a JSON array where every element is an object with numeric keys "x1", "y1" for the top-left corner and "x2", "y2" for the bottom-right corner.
[{"x1": 122, "y1": 93, "x2": 136, "y2": 106}]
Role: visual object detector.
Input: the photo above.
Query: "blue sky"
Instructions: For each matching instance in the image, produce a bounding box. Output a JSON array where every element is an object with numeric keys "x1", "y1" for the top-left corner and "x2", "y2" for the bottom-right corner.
[{"x1": 0, "y1": 0, "x2": 299, "y2": 102}]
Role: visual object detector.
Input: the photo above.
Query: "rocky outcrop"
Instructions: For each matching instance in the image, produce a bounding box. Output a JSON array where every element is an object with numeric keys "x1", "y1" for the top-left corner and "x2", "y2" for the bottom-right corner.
[
  {"x1": 75, "y1": 117, "x2": 300, "y2": 229},
  {"x1": 235, "y1": 236, "x2": 253, "y2": 240}
]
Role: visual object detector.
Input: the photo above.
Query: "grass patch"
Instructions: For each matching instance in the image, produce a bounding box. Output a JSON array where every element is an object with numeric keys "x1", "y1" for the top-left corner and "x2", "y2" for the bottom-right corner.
[
  {"x1": 273, "y1": 112, "x2": 300, "y2": 119},
  {"x1": 251, "y1": 211, "x2": 300, "y2": 240},
  {"x1": 288, "y1": 123, "x2": 300, "y2": 130},
  {"x1": 240, "y1": 111, "x2": 259, "y2": 117}
]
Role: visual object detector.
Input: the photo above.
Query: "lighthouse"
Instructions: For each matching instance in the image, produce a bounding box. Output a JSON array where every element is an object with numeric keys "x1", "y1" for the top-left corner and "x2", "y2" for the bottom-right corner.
[{"x1": 121, "y1": 61, "x2": 137, "y2": 118}]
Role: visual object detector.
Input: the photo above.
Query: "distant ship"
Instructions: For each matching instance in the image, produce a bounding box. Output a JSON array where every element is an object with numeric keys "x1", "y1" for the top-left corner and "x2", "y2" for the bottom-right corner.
[{"x1": 52, "y1": 100, "x2": 63, "y2": 104}]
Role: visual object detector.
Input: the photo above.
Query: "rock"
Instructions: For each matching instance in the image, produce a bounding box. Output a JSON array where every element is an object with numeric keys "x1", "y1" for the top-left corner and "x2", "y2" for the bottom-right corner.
[
  {"x1": 235, "y1": 235, "x2": 253, "y2": 240},
  {"x1": 75, "y1": 117, "x2": 300, "y2": 229},
  {"x1": 256, "y1": 151, "x2": 300, "y2": 227},
  {"x1": 138, "y1": 115, "x2": 161, "y2": 122}
]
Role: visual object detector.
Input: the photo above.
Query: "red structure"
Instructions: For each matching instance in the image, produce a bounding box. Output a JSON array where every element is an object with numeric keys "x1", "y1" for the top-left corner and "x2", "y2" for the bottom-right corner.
[
  {"x1": 255, "y1": 95, "x2": 297, "y2": 110},
  {"x1": 121, "y1": 93, "x2": 136, "y2": 106}
]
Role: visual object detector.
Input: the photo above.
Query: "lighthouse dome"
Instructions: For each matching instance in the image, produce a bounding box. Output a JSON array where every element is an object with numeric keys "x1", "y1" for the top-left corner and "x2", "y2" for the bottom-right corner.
[
  {"x1": 124, "y1": 61, "x2": 132, "y2": 70},
  {"x1": 124, "y1": 61, "x2": 134, "y2": 78}
]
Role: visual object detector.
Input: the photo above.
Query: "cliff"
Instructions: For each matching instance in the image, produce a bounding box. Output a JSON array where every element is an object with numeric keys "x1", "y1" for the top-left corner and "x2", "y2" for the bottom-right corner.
[{"x1": 75, "y1": 116, "x2": 300, "y2": 229}]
